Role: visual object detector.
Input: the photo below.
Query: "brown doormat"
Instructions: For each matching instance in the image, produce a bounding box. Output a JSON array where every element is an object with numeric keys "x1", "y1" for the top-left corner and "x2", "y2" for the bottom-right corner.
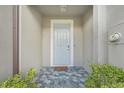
[{"x1": 54, "y1": 67, "x2": 68, "y2": 71}]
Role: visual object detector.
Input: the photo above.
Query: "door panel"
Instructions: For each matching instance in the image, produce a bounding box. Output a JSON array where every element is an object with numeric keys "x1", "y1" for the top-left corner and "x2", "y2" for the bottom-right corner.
[{"x1": 52, "y1": 23, "x2": 72, "y2": 66}]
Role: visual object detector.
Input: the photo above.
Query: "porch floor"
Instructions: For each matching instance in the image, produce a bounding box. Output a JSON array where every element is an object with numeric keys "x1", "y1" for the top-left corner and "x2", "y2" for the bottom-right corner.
[{"x1": 35, "y1": 67, "x2": 88, "y2": 88}]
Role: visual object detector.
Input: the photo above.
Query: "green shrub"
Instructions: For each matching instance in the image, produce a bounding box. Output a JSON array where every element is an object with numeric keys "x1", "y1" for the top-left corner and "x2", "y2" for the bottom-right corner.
[
  {"x1": 85, "y1": 64, "x2": 124, "y2": 88},
  {"x1": 0, "y1": 68, "x2": 37, "y2": 88},
  {"x1": 101, "y1": 82, "x2": 124, "y2": 88}
]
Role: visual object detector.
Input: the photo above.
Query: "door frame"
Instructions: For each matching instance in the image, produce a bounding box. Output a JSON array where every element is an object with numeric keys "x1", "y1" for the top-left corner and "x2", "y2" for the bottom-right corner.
[{"x1": 50, "y1": 19, "x2": 74, "y2": 66}]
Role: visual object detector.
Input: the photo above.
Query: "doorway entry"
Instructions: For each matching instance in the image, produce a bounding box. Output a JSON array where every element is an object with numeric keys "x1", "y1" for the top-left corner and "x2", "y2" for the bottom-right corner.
[{"x1": 51, "y1": 19, "x2": 73, "y2": 66}]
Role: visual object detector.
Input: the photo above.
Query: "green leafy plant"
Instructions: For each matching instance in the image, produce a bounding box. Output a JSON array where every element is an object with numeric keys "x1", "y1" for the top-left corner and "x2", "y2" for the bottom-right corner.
[
  {"x1": 85, "y1": 64, "x2": 124, "y2": 88},
  {"x1": 0, "y1": 68, "x2": 37, "y2": 88}
]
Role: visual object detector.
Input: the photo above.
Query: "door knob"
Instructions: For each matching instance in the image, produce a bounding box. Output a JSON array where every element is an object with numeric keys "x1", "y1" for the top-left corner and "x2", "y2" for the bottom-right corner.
[
  {"x1": 67, "y1": 45, "x2": 70, "y2": 48},
  {"x1": 67, "y1": 45, "x2": 70, "y2": 51}
]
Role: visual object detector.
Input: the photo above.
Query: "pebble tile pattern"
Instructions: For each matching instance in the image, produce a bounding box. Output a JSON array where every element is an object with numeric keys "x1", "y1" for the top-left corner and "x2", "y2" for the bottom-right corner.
[{"x1": 35, "y1": 67, "x2": 88, "y2": 88}]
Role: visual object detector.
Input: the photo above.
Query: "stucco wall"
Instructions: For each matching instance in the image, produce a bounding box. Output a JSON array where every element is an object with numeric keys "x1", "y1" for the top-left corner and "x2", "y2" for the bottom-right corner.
[
  {"x1": 21, "y1": 6, "x2": 43, "y2": 73},
  {"x1": 82, "y1": 7, "x2": 93, "y2": 70},
  {"x1": 42, "y1": 16, "x2": 83, "y2": 66},
  {"x1": 107, "y1": 6, "x2": 124, "y2": 69},
  {"x1": 0, "y1": 6, "x2": 13, "y2": 80}
]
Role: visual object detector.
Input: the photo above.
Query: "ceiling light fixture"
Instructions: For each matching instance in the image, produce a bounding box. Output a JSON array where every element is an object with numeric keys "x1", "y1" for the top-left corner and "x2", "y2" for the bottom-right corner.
[{"x1": 60, "y1": 5, "x2": 67, "y2": 12}]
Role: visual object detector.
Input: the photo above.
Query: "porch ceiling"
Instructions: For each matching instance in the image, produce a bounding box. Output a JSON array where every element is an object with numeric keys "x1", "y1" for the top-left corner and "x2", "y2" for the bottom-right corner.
[{"x1": 31, "y1": 5, "x2": 92, "y2": 17}]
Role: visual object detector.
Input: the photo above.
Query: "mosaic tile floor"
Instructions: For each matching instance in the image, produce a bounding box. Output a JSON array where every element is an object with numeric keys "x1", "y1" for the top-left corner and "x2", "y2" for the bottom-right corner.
[{"x1": 35, "y1": 67, "x2": 88, "y2": 88}]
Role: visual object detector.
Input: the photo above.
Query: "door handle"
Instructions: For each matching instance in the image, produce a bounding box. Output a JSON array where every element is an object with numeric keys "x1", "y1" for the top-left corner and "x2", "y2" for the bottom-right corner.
[
  {"x1": 67, "y1": 45, "x2": 70, "y2": 51},
  {"x1": 67, "y1": 45, "x2": 70, "y2": 48}
]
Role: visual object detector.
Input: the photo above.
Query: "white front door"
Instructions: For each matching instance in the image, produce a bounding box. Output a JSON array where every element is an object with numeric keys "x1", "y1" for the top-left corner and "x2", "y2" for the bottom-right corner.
[{"x1": 51, "y1": 20, "x2": 73, "y2": 66}]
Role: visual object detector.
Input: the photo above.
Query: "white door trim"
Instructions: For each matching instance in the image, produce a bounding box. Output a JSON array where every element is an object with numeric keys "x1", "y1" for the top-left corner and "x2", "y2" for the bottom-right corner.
[{"x1": 50, "y1": 19, "x2": 74, "y2": 66}]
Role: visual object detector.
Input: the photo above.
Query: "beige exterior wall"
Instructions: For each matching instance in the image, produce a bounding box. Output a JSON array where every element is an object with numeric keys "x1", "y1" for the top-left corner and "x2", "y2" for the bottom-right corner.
[
  {"x1": 0, "y1": 6, "x2": 13, "y2": 80},
  {"x1": 107, "y1": 6, "x2": 124, "y2": 69},
  {"x1": 82, "y1": 7, "x2": 93, "y2": 71},
  {"x1": 21, "y1": 6, "x2": 43, "y2": 73}
]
